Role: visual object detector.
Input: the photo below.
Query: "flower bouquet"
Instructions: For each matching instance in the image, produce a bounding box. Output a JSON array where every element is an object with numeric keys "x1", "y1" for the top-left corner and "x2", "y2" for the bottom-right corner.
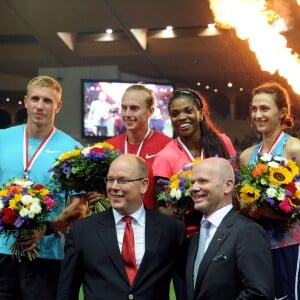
[
  {"x1": 157, "y1": 165, "x2": 194, "y2": 221},
  {"x1": 235, "y1": 153, "x2": 300, "y2": 226},
  {"x1": 157, "y1": 160, "x2": 202, "y2": 237},
  {"x1": 49, "y1": 142, "x2": 121, "y2": 213},
  {"x1": 157, "y1": 159, "x2": 200, "y2": 217},
  {"x1": 0, "y1": 179, "x2": 56, "y2": 261}
]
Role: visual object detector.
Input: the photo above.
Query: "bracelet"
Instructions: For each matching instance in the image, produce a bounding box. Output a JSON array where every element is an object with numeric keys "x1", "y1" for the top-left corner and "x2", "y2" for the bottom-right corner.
[{"x1": 44, "y1": 221, "x2": 55, "y2": 236}]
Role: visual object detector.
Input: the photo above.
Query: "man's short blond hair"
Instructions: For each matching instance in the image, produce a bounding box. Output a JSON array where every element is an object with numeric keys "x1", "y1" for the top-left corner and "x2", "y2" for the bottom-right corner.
[
  {"x1": 27, "y1": 76, "x2": 62, "y2": 104},
  {"x1": 124, "y1": 84, "x2": 155, "y2": 109}
]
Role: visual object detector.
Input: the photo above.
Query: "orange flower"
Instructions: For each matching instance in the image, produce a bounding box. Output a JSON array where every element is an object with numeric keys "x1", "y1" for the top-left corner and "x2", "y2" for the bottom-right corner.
[
  {"x1": 7, "y1": 185, "x2": 23, "y2": 194},
  {"x1": 251, "y1": 163, "x2": 268, "y2": 178}
]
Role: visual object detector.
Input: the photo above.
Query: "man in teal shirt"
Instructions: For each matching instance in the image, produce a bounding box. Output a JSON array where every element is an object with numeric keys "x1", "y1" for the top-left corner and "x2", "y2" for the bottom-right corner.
[{"x1": 0, "y1": 76, "x2": 86, "y2": 299}]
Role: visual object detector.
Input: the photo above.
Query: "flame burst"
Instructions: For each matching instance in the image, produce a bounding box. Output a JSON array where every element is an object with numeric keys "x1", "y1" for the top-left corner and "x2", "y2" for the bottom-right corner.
[{"x1": 209, "y1": 0, "x2": 300, "y2": 94}]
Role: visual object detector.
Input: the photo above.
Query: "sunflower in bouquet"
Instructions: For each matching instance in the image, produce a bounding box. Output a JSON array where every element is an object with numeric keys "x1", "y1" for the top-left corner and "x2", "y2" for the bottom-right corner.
[
  {"x1": 49, "y1": 142, "x2": 121, "y2": 213},
  {"x1": 235, "y1": 153, "x2": 300, "y2": 226},
  {"x1": 157, "y1": 161, "x2": 200, "y2": 221},
  {"x1": 0, "y1": 178, "x2": 56, "y2": 261}
]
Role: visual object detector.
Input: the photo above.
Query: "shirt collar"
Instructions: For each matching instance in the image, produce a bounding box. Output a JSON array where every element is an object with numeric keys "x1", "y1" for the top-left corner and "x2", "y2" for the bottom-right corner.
[
  {"x1": 203, "y1": 203, "x2": 233, "y2": 228},
  {"x1": 113, "y1": 204, "x2": 146, "y2": 226}
]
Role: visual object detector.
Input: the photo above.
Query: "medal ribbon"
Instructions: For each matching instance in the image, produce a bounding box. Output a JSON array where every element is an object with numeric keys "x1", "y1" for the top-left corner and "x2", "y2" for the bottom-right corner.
[
  {"x1": 124, "y1": 128, "x2": 151, "y2": 157},
  {"x1": 23, "y1": 125, "x2": 56, "y2": 178},
  {"x1": 258, "y1": 131, "x2": 283, "y2": 154},
  {"x1": 177, "y1": 137, "x2": 204, "y2": 161}
]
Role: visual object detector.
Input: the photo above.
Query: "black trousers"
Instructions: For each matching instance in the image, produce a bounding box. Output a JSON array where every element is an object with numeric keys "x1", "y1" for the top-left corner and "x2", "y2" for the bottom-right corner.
[{"x1": 0, "y1": 254, "x2": 61, "y2": 300}]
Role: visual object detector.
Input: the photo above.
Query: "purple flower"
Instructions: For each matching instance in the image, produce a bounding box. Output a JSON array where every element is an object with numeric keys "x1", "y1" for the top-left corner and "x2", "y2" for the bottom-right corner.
[
  {"x1": 22, "y1": 188, "x2": 29, "y2": 196},
  {"x1": 179, "y1": 185, "x2": 185, "y2": 192},
  {"x1": 235, "y1": 174, "x2": 242, "y2": 184},
  {"x1": 265, "y1": 197, "x2": 275, "y2": 206},
  {"x1": 2, "y1": 195, "x2": 12, "y2": 204},
  {"x1": 62, "y1": 162, "x2": 71, "y2": 175},
  {"x1": 179, "y1": 177, "x2": 186, "y2": 185},
  {"x1": 86, "y1": 152, "x2": 107, "y2": 160},
  {"x1": 294, "y1": 174, "x2": 300, "y2": 181},
  {"x1": 15, "y1": 218, "x2": 25, "y2": 228},
  {"x1": 285, "y1": 189, "x2": 293, "y2": 197},
  {"x1": 157, "y1": 178, "x2": 170, "y2": 186}
]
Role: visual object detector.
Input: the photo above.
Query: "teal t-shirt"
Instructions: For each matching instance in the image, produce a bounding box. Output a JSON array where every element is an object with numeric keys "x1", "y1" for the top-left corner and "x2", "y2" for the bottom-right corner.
[{"x1": 0, "y1": 124, "x2": 82, "y2": 259}]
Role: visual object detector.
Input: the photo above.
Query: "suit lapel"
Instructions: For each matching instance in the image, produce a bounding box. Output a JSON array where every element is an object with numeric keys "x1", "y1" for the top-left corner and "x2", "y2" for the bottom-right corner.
[
  {"x1": 186, "y1": 235, "x2": 199, "y2": 299},
  {"x1": 135, "y1": 210, "x2": 162, "y2": 284},
  {"x1": 194, "y1": 209, "x2": 236, "y2": 292},
  {"x1": 95, "y1": 209, "x2": 128, "y2": 282},
  {"x1": 95, "y1": 208, "x2": 163, "y2": 287}
]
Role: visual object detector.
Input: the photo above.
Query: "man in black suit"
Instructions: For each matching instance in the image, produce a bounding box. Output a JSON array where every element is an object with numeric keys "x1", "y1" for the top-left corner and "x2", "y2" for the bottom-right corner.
[
  {"x1": 57, "y1": 154, "x2": 186, "y2": 300},
  {"x1": 186, "y1": 157, "x2": 274, "y2": 300}
]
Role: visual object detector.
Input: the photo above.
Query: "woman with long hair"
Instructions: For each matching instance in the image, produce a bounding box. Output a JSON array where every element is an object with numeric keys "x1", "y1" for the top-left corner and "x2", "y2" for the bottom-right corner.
[
  {"x1": 153, "y1": 88, "x2": 235, "y2": 199},
  {"x1": 153, "y1": 88, "x2": 236, "y2": 300},
  {"x1": 239, "y1": 81, "x2": 300, "y2": 299}
]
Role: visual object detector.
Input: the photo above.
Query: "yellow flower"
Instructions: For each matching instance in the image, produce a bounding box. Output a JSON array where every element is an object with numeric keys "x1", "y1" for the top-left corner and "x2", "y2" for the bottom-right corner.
[
  {"x1": 169, "y1": 175, "x2": 179, "y2": 189},
  {"x1": 9, "y1": 194, "x2": 22, "y2": 209},
  {"x1": 59, "y1": 149, "x2": 81, "y2": 161},
  {"x1": 192, "y1": 158, "x2": 201, "y2": 165},
  {"x1": 236, "y1": 155, "x2": 300, "y2": 224},
  {"x1": 239, "y1": 184, "x2": 260, "y2": 204},
  {"x1": 285, "y1": 160, "x2": 299, "y2": 178},
  {"x1": 0, "y1": 190, "x2": 8, "y2": 197},
  {"x1": 294, "y1": 190, "x2": 300, "y2": 200},
  {"x1": 41, "y1": 188, "x2": 50, "y2": 196},
  {"x1": 269, "y1": 166, "x2": 293, "y2": 185},
  {"x1": 30, "y1": 188, "x2": 49, "y2": 197},
  {"x1": 94, "y1": 142, "x2": 114, "y2": 150}
]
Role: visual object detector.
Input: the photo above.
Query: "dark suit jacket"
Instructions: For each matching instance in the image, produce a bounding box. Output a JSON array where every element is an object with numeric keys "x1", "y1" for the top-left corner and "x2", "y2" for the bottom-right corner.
[
  {"x1": 57, "y1": 207, "x2": 186, "y2": 300},
  {"x1": 186, "y1": 209, "x2": 274, "y2": 300}
]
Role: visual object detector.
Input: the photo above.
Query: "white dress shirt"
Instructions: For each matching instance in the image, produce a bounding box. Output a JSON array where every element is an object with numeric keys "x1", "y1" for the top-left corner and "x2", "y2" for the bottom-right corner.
[
  {"x1": 201, "y1": 204, "x2": 233, "y2": 252},
  {"x1": 113, "y1": 205, "x2": 146, "y2": 267}
]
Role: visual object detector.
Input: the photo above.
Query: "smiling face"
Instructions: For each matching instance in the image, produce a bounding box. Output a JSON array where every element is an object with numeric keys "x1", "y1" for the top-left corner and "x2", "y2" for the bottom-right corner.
[
  {"x1": 251, "y1": 92, "x2": 286, "y2": 135},
  {"x1": 168, "y1": 96, "x2": 202, "y2": 138},
  {"x1": 189, "y1": 158, "x2": 234, "y2": 217},
  {"x1": 121, "y1": 90, "x2": 154, "y2": 133},
  {"x1": 106, "y1": 154, "x2": 149, "y2": 215}
]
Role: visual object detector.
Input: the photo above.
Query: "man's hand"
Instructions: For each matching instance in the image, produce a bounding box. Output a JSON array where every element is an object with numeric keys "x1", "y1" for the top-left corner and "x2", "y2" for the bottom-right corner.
[
  {"x1": 16, "y1": 226, "x2": 46, "y2": 252},
  {"x1": 86, "y1": 191, "x2": 103, "y2": 211},
  {"x1": 51, "y1": 194, "x2": 88, "y2": 232}
]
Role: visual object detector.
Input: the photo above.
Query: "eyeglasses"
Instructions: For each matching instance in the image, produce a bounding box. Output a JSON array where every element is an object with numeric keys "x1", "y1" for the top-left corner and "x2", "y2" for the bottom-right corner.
[{"x1": 104, "y1": 177, "x2": 145, "y2": 185}]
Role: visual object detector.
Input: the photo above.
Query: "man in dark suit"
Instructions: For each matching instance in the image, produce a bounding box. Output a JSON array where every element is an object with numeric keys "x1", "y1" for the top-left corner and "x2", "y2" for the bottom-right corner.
[
  {"x1": 57, "y1": 154, "x2": 186, "y2": 300},
  {"x1": 186, "y1": 157, "x2": 274, "y2": 300}
]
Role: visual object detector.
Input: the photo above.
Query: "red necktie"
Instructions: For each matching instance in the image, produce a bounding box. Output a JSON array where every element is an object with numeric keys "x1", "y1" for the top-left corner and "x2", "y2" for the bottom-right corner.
[{"x1": 122, "y1": 216, "x2": 137, "y2": 285}]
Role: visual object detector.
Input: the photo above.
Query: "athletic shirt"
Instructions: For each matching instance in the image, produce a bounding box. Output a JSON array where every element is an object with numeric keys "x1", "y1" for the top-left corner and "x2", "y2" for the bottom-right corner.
[
  {"x1": 249, "y1": 133, "x2": 300, "y2": 249},
  {"x1": 0, "y1": 124, "x2": 82, "y2": 259},
  {"x1": 153, "y1": 133, "x2": 236, "y2": 178}
]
